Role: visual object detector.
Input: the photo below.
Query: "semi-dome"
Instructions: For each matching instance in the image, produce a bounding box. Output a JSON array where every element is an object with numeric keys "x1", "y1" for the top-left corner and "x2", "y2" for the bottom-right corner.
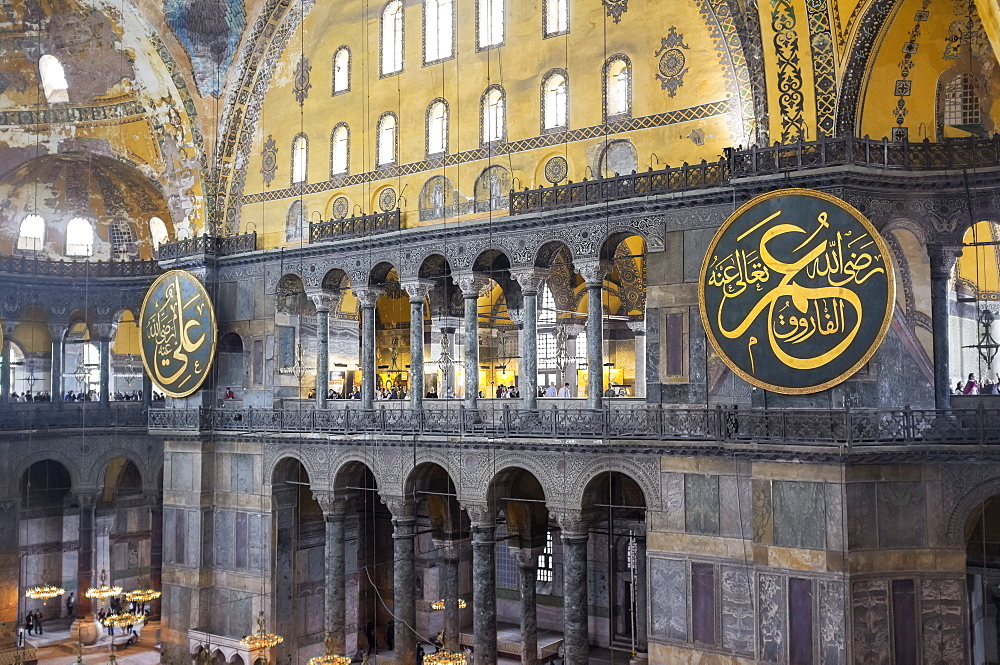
[{"x1": 0, "y1": 152, "x2": 174, "y2": 261}]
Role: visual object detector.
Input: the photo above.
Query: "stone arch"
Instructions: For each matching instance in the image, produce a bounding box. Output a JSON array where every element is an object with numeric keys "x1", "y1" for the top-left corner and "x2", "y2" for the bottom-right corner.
[
  {"x1": 569, "y1": 457, "x2": 660, "y2": 512},
  {"x1": 275, "y1": 273, "x2": 312, "y2": 315},
  {"x1": 269, "y1": 453, "x2": 323, "y2": 491},
  {"x1": 404, "y1": 461, "x2": 463, "y2": 539},
  {"x1": 15, "y1": 453, "x2": 80, "y2": 497},
  {"x1": 84, "y1": 447, "x2": 155, "y2": 491},
  {"x1": 19, "y1": 458, "x2": 74, "y2": 506},
  {"x1": 534, "y1": 240, "x2": 574, "y2": 269},
  {"x1": 947, "y1": 478, "x2": 1000, "y2": 547},
  {"x1": 368, "y1": 261, "x2": 398, "y2": 287},
  {"x1": 332, "y1": 458, "x2": 383, "y2": 495},
  {"x1": 322, "y1": 267, "x2": 350, "y2": 292}
]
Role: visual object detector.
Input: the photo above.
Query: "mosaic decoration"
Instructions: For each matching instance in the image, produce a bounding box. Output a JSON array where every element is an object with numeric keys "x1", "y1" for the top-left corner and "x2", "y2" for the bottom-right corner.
[
  {"x1": 139, "y1": 270, "x2": 217, "y2": 398},
  {"x1": 805, "y1": 0, "x2": 837, "y2": 136},
  {"x1": 332, "y1": 196, "x2": 350, "y2": 219},
  {"x1": 696, "y1": 0, "x2": 757, "y2": 144},
  {"x1": 603, "y1": 0, "x2": 629, "y2": 22},
  {"x1": 293, "y1": 55, "x2": 312, "y2": 105},
  {"x1": 379, "y1": 187, "x2": 397, "y2": 212},
  {"x1": 261, "y1": 135, "x2": 278, "y2": 187},
  {"x1": 892, "y1": 0, "x2": 932, "y2": 139},
  {"x1": 164, "y1": 0, "x2": 246, "y2": 98},
  {"x1": 240, "y1": 100, "x2": 730, "y2": 206},
  {"x1": 544, "y1": 156, "x2": 568, "y2": 184},
  {"x1": 836, "y1": 0, "x2": 901, "y2": 135},
  {"x1": 655, "y1": 28, "x2": 690, "y2": 97},
  {"x1": 700, "y1": 189, "x2": 894, "y2": 394},
  {"x1": 771, "y1": 0, "x2": 804, "y2": 142}
]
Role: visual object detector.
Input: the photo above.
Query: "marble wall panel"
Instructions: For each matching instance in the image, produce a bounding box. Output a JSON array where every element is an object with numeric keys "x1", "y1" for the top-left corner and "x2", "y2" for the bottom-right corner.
[
  {"x1": 237, "y1": 279, "x2": 256, "y2": 320},
  {"x1": 758, "y1": 572, "x2": 786, "y2": 662},
  {"x1": 170, "y1": 453, "x2": 194, "y2": 492},
  {"x1": 818, "y1": 579, "x2": 846, "y2": 665},
  {"x1": 825, "y1": 484, "x2": 844, "y2": 552},
  {"x1": 920, "y1": 578, "x2": 964, "y2": 664},
  {"x1": 877, "y1": 482, "x2": 926, "y2": 548},
  {"x1": 721, "y1": 565, "x2": 755, "y2": 654},
  {"x1": 773, "y1": 481, "x2": 826, "y2": 550},
  {"x1": 231, "y1": 453, "x2": 254, "y2": 494},
  {"x1": 215, "y1": 509, "x2": 234, "y2": 569},
  {"x1": 846, "y1": 483, "x2": 877, "y2": 550},
  {"x1": 649, "y1": 557, "x2": 687, "y2": 641},
  {"x1": 720, "y1": 475, "x2": 752, "y2": 539},
  {"x1": 753, "y1": 479, "x2": 773, "y2": 544},
  {"x1": 662, "y1": 472, "x2": 685, "y2": 532},
  {"x1": 852, "y1": 579, "x2": 890, "y2": 665},
  {"x1": 685, "y1": 474, "x2": 720, "y2": 536}
]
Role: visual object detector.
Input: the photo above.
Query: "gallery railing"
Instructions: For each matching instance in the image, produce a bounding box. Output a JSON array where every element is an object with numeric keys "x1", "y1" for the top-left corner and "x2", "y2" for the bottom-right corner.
[
  {"x1": 157, "y1": 232, "x2": 258, "y2": 260},
  {"x1": 0, "y1": 255, "x2": 162, "y2": 277},
  {"x1": 148, "y1": 404, "x2": 1000, "y2": 447},
  {"x1": 310, "y1": 209, "x2": 401, "y2": 243},
  {"x1": 0, "y1": 402, "x2": 148, "y2": 431}
]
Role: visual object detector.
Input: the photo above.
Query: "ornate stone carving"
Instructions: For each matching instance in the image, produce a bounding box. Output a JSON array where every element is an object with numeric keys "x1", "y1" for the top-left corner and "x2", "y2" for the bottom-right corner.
[
  {"x1": 397, "y1": 279, "x2": 435, "y2": 302},
  {"x1": 383, "y1": 494, "x2": 415, "y2": 519},
  {"x1": 509, "y1": 267, "x2": 548, "y2": 295},
  {"x1": 306, "y1": 290, "x2": 341, "y2": 313},
  {"x1": 575, "y1": 258, "x2": 612, "y2": 287},
  {"x1": 464, "y1": 502, "x2": 495, "y2": 527},
  {"x1": 353, "y1": 286, "x2": 383, "y2": 309},
  {"x1": 552, "y1": 508, "x2": 590, "y2": 537},
  {"x1": 454, "y1": 273, "x2": 490, "y2": 298}
]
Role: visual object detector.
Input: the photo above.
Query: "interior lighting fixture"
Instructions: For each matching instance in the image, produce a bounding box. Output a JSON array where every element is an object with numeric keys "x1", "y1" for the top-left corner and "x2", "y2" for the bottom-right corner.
[
  {"x1": 85, "y1": 569, "x2": 122, "y2": 600},
  {"x1": 240, "y1": 610, "x2": 284, "y2": 652},
  {"x1": 431, "y1": 598, "x2": 467, "y2": 610},
  {"x1": 24, "y1": 584, "x2": 65, "y2": 602},
  {"x1": 423, "y1": 650, "x2": 466, "y2": 665}
]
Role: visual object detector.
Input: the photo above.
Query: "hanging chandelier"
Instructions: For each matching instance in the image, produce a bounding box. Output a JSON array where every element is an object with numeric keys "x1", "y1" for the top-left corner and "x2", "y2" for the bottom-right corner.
[
  {"x1": 431, "y1": 598, "x2": 467, "y2": 610},
  {"x1": 240, "y1": 610, "x2": 284, "y2": 651},
  {"x1": 101, "y1": 611, "x2": 144, "y2": 627},
  {"x1": 124, "y1": 587, "x2": 161, "y2": 603},
  {"x1": 25, "y1": 584, "x2": 65, "y2": 602},
  {"x1": 85, "y1": 569, "x2": 122, "y2": 600},
  {"x1": 307, "y1": 657, "x2": 351, "y2": 665},
  {"x1": 553, "y1": 325, "x2": 571, "y2": 374},
  {"x1": 423, "y1": 650, "x2": 466, "y2": 665}
]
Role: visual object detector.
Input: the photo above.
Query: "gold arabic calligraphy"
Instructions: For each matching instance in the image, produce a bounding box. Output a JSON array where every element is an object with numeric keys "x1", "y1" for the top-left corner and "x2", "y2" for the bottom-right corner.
[
  {"x1": 144, "y1": 273, "x2": 210, "y2": 393},
  {"x1": 707, "y1": 209, "x2": 886, "y2": 371}
]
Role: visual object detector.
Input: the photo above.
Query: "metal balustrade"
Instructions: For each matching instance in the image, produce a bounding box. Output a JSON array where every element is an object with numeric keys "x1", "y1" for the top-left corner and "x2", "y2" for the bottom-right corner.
[
  {"x1": 0, "y1": 255, "x2": 162, "y2": 277},
  {"x1": 157, "y1": 232, "x2": 257, "y2": 260},
  {"x1": 0, "y1": 403, "x2": 148, "y2": 431},
  {"x1": 310, "y1": 209, "x2": 401, "y2": 243},
  {"x1": 147, "y1": 404, "x2": 1000, "y2": 447}
]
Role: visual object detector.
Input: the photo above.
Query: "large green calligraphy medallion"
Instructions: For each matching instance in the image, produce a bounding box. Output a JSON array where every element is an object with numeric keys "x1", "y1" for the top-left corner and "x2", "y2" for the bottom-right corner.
[
  {"x1": 139, "y1": 269, "x2": 217, "y2": 398},
  {"x1": 699, "y1": 189, "x2": 895, "y2": 394}
]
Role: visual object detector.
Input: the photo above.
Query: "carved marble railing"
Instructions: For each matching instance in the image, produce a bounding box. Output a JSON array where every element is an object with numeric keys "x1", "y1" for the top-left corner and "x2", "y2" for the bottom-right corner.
[
  {"x1": 0, "y1": 402, "x2": 148, "y2": 430},
  {"x1": 310, "y1": 209, "x2": 401, "y2": 243},
  {"x1": 0, "y1": 256, "x2": 162, "y2": 277},
  {"x1": 728, "y1": 134, "x2": 1000, "y2": 177},
  {"x1": 148, "y1": 404, "x2": 1000, "y2": 447},
  {"x1": 157, "y1": 232, "x2": 257, "y2": 260},
  {"x1": 509, "y1": 160, "x2": 728, "y2": 215}
]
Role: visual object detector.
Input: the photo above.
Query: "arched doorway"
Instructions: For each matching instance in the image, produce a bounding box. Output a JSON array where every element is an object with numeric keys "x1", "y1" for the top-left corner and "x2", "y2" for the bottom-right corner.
[
  {"x1": 217, "y1": 333, "x2": 245, "y2": 400},
  {"x1": 967, "y1": 495, "x2": 1000, "y2": 662},
  {"x1": 97, "y1": 457, "x2": 146, "y2": 596},
  {"x1": 20, "y1": 460, "x2": 73, "y2": 622}
]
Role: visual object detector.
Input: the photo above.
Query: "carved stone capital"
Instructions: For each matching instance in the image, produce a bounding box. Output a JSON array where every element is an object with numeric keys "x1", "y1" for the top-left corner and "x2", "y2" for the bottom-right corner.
[
  {"x1": 552, "y1": 508, "x2": 591, "y2": 537},
  {"x1": 576, "y1": 258, "x2": 612, "y2": 287},
  {"x1": 927, "y1": 244, "x2": 963, "y2": 280},
  {"x1": 47, "y1": 323, "x2": 68, "y2": 341},
  {"x1": 464, "y1": 502, "x2": 495, "y2": 527},
  {"x1": 353, "y1": 286, "x2": 384, "y2": 309},
  {"x1": 398, "y1": 279, "x2": 435, "y2": 303},
  {"x1": 306, "y1": 289, "x2": 342, "y2": 313},
  {"x1": 382, "y1": 494, "x2": 415, "y2": 519},
  {"x1": 93, "y1": 323, "x2": 117, "y2": 343},
  {"x1": 454, "y1": 273, "x2": 491, "y2": 298},
  {"x1": 313, "y1": 490, "x2": 349, "y2": 517},
  {"x1": 509, "y1": 267, "x2": 548, "y2": 295},
  {"x1": 74, "y1": 493, "x2": 98, "y2": 509}
]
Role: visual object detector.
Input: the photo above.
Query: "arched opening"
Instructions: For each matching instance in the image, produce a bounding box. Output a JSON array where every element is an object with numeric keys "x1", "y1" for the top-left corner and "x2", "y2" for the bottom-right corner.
[
  {"x1": 377, "y1": 113, "x2": 397, "y2": 167},
  {"x1": 217, "y1": 332, "x2": 245, "y2": 401},
  {"x1": 149, "y1": 217, "x2": 169, "y2": 251},
  {"x1": 419, "y1": 175, "x2": 455, "y2": 221},
  {"x1": 427, "y1": 100, "x2": 449, "y2": 156},
  {"x1": 953, "y1": 221, "x2": 1000, "y2": 394},
  {"x1": 598, "y1": 139, "x2": 638, "y2": 177},
  {"x1": 17, "y1": 214, "x2": 44, "y2": 252},
  {"x1": 542, "y1": 71, "x2": 568, "y2": 131},
  {"x1": 292, "y1": 134, "x2": 308, "y2": 184},
  {"x1": 274, "y1": 274, "x2": 315, "y2": 399},
  {"x1": 482, "y1": 86, "x2": 505, "y2": 145},
  {"x1": 64, "y1": 321, "x2": 99, "y2": 398},
  {"x1": 381, "y1": 0, "x2": 403, "y2": 75},
  {"x1": 38, "y1": 55, "x2": 69, "y2": 104},
  {"x1": 333, "y1": 46, "x2": 351, "y2": 94},
  {"x1": 597, "y1": 233, "x2": 647, "y2": 398},
  {"x1": 111, "y1": 310, "x2": 143, "y2": 399},
  {"x1": 20, "y1": 460, "x2": 73, "y2": 623},
  {"x1": 109, "y1": 218, "x2": 137, "y2": 260},
  {"x1": 65, "y1": 217, "x2": 94, "y2": 257},
  {"x1": 967, "y1": 495, "x2": 1000, "y2": 661},
  {"x1": 331, "y1": 124, "x2": 350, "y2": 176},
  {"x1": 98, "y1": 457, "x2": 149, "y2": 598},
  {"x1": 604, "y1": 56, "x2": 631, "y2": 119},
  {"x1": 534, "y1": 241, "x2": 585, "y2": 397}
]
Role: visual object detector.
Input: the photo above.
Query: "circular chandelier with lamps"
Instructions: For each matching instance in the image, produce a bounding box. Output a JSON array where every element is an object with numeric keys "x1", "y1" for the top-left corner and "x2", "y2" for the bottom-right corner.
[
  {"x1": 307, "y1": 656, "x2": 351, "y2": 665},
  {"x1": 25, "y1": 584, "x2": 65, "y2": 602},
  {"x1": 423, "y1": 650, "x2": 466, "y2": 665},
  {"x1": 101, "y1": 611, "x2": 144, "y2": 627},
  {"x1": 240, "y1": 610, "x2": 284, "y2": 652},
  {"x1": 85, "y1": 569, "x2": 122, "y2": 600},
  {"x1": 431, "y1": 598, "x2": 467, "y2": 610},
  {"x1": 124, "y1": 587, "x2": 161, "y2": 604}
]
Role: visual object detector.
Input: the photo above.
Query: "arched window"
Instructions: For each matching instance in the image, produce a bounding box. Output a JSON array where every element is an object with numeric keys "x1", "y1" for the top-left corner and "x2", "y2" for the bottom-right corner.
[
  {"x1": 292, "y1": 134, "x2": 308, "y2": 184},
  {"x1": 539, "y1": 284, "x2": 557, "y2": 324},
  {"x1": 542, "y1": 71, "x2": 568, "y2": 130},
  {"x1": 110, "y1": 218, "x2": 136, "y2": 260},
  {"x1": 333, "y1": 47, "x2": 351, "y2": 94},
  {"x1": 427, "y1": 99, "x2": 449, "y2": 156},
  {"x1": 149, "y1": 217, "x2": 169, "y2": 251},
  {"x1": 477, "y1": 0, "x2": 504, "y2": 48},
  {"x1": 425, "y1": 0, "x2": 454, "y2": 63},
  {"x1": 604, "y1": 55, "x2": 631, "y2": 119},
  {"x1": 474, "y1": 165, "x2": 510, "y2": 212},
  {"x1": 942, "y1": 71, "x2": 982, "y2": 128},
  {"x1": 16, "y1": 214, "x2": 44, "y2": 251},
  {"x1": 482, "y1": 86, "x2": 505, "y2": 144},
  {"x1": 381, "y1": 0, "x2": 404, "y2": 75},
  {"x1": 544, "y1": 0, "x2": 568, "y2": 36},
  {"x1": 286, "y1": 200, "x2": 305, "y2": 242},
  {"x1": 65, "y1": 217, "x2": 94, "y2": 257},
  {"x1": 331, "y1": 124, "x2": 350, "y2": 175},
  {"x1": 377, "y1": 113, "x2": 397, "y2": 166},
  {"x1": 39, "y1": 55, "x2": 69, "y2": 104}
]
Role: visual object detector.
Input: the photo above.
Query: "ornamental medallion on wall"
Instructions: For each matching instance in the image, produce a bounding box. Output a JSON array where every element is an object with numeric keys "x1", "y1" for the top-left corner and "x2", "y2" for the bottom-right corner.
[{"x1": 655, "y1": 28, "x2": 690, "y2": 98}]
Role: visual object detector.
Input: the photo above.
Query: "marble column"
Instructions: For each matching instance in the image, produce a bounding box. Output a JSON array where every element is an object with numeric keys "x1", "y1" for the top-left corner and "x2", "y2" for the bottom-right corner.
[
  {"x1": 0, "y1": 500, "x2": 17, "y2": 648},
  {"x1": 142, "y1": 372, "x2": 152, "y2": 409},
  {"x1": 147, "y1": 493, "x2": 163, "y2": 620},
  {"x1": 929, "y1": 245, "x2": 960, "y2": 410},
  {"x1": 467, "y1": 504, "x2": 497, "y2": 665},
  {"x1": 511, "y1": 269, "x2": 547, "y2": 410},
  {"x1": 441, "y1": 544, "x2": 461, "y2": 652},
  {"x1": 388, "y1": 499, "x2": 416, "y2": 665},
  {"x1": 457, "y1": 274, "x2": 489, "y2": 409},
  {"x1": 75, "y1": 494, "x2": 97, "y2": 620},
  {"x1": 1, "y1": 328, "x2": 10, "y2": 405},
  {"x1": 49, "y1": 324, "x2": 66, "y2": 406},
  {"x1": 96, "y1": 323, "x2": 115, "y2": 406},
  {"x1": 627, "y1": 320, "x2": 646, "y2": 399},
  {"x1": 316, "y1": 494, "x2": 347, "y2": 653},
  {"x1": 355, "y1": 287, "x2": 382, "y2": 410},
  {"x1": 308, "y1": 291, "x2": 341, "y2": 408},
  {"x1": 557, "y1": 510, "x2": 590, "y2": 665},
  {"x1": 577, "y1": 260, "x2": 610, "y2": 410},
  {"x1": 513, "y1": 548, "x2": 541, "y2": 665},
  {"x1": 634, "y1": 532, "x2": 647, "y2": 655},
  {"x1": 399, "y1": 280, "x2": 434, "y2": 409}
]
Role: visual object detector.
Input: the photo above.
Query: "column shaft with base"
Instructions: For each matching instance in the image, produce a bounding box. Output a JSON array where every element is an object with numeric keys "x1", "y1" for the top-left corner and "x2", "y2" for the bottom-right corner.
[
  {"x1": 96, "y1": 324, "x2": 115, "y2": 407},
  {"x1": 400, "y1": 280, "x2": 434, "y2": 409},
  {"x1": 468, "y1": 506, "x2": 497, "y2": 665},
  {"x1": 308, "y1": 291, "x2": 341, "y2": 408},
  {"x1": 355, "y1": 288, "x2": 381, "y2": 410},
  {"x1": 577, "y1": 260, "x2": 610, "y2": 410},
  {"x1": 457, "y1": 275, "x2": 488, "y2": 409},
  {"x1": 0, "y1": 329, "x2": 10, "y2": 405},
  {"x1": 49, "y1": 325, "x2": 65, "y2": 406},
  {"x1": 326, "y1": 512, "x2": 346, "y2": 652},
  {"x1": 392, "y1": 512, "x2": 416, "y2": 664},
  {"x1": 511, "y1": 269, "x2": 547, "y2": 410},
  {"x1": 556, "y1": 510, "x2": 590, "y2": 665},
  {"x1": 929, "y1": 245, "x2": 960, "y2": 410},
  {"x1": 513, "y1": 549, "x2": 540, "y2": 665},
  {"x1": 443, "y1": 550, "x2": 461, "y2": 652}
]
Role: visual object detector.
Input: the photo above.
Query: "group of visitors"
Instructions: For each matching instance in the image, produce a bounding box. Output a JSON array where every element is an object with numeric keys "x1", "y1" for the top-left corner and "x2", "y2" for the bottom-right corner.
[
  {"x1": 542, "y1": 383, "x2": 573, "y2": 397},
  {"x1": 956, "y1": 373, "x2": 1000, "y2": 395},
  {"x1": 112, "y1": 390, "x2": 144, "y2": 401},
  {"x1": 23, "y1": 610, "x2": 44, "y2": 636},
  {"x1": 494, "y1": 384, "x2": 520, "y2": 398},
  {"x1": 9, "y1": 391, "x2": 51, "y2": 402}
]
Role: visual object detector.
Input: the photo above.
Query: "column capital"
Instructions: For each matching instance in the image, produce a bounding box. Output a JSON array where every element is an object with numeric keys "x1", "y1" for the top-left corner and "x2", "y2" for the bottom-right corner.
[
  {"x1": 306, "y1": 289, "x2": 342, "y2": 313},
  {"x1": 552, "y1": 508, "x2": 591, "y2": 538},
  {"x1": 353, "y1": 285, "x2": 384, "y2": 308},
  {"x1": 627, "y1": 319, "x2": 646, "y2": 335},
  {"x1": 510, "y1": 267, "x2": 548, "y2": 294},
  {"x1": 455, "y1": 273, "x2": 491, "y2": 298},
  {"x1": 927, "y1": 244, "x2": 962, "y2": 278},
  {"x1": 74, "y1": 492, "x2": 98, "y2": 509},
  {"x1": 313, "y1": 490, "x2": 349, "y2": 517},
  {"x1": 93, "y1": 323, "x2": 117, "y2": 342},
  {"x1": 398, "y1": 278, "x2": 435, "y2": 302},
  {"x1": 464, "y1": 502, "x2": 495, "y2": 527},
  {"x1": 47, "y1": 322, "x2": 68, "y2": 340},
  {"x1": 383, "y1": 494, "x2": 415, "y2": 519},
  {"x1": 575, "y1": 258, "x2": 612, "y2": 286}
]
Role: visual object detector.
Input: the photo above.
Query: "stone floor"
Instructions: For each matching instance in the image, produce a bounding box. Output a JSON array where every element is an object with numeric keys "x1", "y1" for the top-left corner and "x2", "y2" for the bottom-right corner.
[{"x1": 22, "y1": 617, "x2": 158, "y2": 664}]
